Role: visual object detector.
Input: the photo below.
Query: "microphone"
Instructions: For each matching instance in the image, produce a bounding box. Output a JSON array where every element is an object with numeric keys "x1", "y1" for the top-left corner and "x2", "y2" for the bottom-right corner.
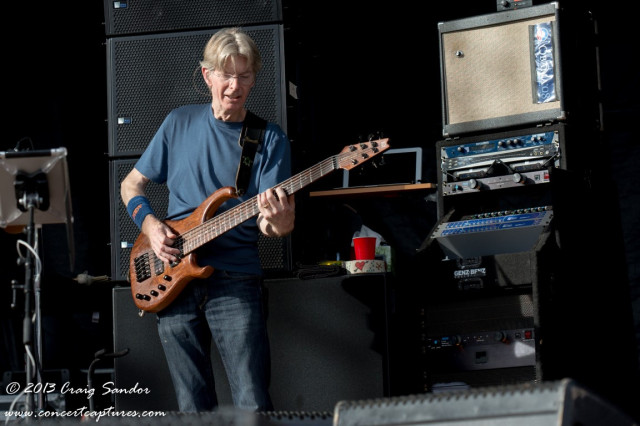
[{"x1": 74, "y1": 272, "x2": 110, "y2": 285}]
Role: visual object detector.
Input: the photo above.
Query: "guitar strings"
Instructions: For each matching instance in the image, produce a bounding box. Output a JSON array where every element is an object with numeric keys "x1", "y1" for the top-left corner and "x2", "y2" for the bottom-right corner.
[{"x1": 164, "y1": 147, "x2": 374, "y2": 256}]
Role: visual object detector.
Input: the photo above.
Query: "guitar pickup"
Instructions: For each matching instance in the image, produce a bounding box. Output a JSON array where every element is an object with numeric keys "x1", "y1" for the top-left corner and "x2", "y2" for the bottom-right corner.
[
  {"x1": 134, "y1": 252, "x2": 152, "y2": 282},
  {"x1": 154, "y1": 256, "x2": 164, "y2": 275}
]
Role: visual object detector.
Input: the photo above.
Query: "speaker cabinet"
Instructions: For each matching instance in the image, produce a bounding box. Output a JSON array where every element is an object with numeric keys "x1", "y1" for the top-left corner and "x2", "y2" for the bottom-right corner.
[
  {"x1": 439, "y1": 2, "x2": 564, "y2": 136},
  {"x1": 112, "y1": 286, "x2": 179, "y2": 411},
  {"x1": 106, "y1": 24, "x2": 285, "y2": 157},
  {"x1": 334, "y1": 379, "x2": 635, "y2": 426},
  {"x1": 104, "y1": 0, "x2": 282, "y2": 37},
  {"x1": 113, "y1": 274, "x2": 389, "y2": 412},
  {"x1": 266, "y1": 275, "x2": 390, "y2": 412},
  {"x1": 109, "y1": 159, "x2": 291, "y2": 282}
]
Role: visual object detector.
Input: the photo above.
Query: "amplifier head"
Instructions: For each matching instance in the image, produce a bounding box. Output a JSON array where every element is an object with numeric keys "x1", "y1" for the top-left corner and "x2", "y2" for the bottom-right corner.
[{"x1": 439, "y1": 2, "x2": 564, "y2": 136}]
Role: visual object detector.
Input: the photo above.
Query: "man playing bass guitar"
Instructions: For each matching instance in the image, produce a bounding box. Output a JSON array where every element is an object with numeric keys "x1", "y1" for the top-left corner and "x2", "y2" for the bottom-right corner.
[{"x1": 120, "y1": 27, "x2": 295, "y2": 413}]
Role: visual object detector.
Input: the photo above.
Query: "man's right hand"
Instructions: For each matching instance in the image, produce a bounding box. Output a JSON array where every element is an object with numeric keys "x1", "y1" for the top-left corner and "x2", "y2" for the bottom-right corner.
[{"x1": 141, "y1": 215, "x2": 181, "y2": 264}]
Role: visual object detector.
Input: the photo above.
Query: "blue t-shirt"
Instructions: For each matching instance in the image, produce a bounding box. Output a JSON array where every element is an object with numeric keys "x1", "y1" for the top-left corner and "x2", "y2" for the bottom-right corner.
[{"x1": 135, "y1": 104, "x2": 291, "y2": 275}]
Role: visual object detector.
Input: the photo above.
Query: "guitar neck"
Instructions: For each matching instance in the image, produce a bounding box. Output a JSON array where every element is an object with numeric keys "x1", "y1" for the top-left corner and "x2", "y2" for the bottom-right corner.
[{"x1": 180, "y1": 155, "x2": 339, "y2": 254}]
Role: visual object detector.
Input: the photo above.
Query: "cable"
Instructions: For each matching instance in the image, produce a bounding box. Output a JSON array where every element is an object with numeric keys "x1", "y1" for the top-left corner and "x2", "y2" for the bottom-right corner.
[
  {"x1": 5, "y1": 388, "x2": 27, "y2": 424},
  {"x1": 13, "y1": 233, "x2": 45, "y2": 419},
  {"x1": 3, "y1": 345, "x2": 38, "y2": 424},
  {"x1": 16, "y1": 239, "x2": 42, "y2": 288},
  {"x1": 23, "y1": 345, "x2": 36, "y2": 381}
]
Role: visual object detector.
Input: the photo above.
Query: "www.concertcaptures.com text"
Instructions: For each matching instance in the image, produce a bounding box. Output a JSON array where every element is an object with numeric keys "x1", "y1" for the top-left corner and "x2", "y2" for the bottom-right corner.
[{"x1": 4, "y1": 406, "x2": 166, "y2": 422}]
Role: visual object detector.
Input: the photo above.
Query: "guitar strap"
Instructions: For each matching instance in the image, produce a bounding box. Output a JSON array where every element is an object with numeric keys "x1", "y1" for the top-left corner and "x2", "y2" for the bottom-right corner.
[{"x1": 235, "y1": 110, "x2": 267, "y2": 196}]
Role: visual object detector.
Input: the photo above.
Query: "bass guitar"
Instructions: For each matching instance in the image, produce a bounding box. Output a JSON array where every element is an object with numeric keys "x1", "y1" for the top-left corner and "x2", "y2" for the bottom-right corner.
[{"x1": 129, "y1": 138, "x2": 390, "y2": 313}]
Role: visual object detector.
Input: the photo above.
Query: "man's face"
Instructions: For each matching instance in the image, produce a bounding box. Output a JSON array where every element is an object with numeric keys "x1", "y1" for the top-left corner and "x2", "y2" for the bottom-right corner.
[{"x1": 205, "y1": 55, "x2": 255, "y2": 120}]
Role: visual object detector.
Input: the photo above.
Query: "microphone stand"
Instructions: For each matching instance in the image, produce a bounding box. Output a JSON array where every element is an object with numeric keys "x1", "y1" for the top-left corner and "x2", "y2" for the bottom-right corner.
[
  {"x1": 1, "y1": 147, "x2": 73, "y2": 421},
  {"x1": 15, "y1": 179, "x2": 46, "y2": 417}
]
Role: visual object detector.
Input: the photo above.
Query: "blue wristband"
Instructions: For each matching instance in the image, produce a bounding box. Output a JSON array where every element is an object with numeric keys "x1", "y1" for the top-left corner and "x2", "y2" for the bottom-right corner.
[{"x1": 127, "y1": 195, "x2": 154, "y2": 230}]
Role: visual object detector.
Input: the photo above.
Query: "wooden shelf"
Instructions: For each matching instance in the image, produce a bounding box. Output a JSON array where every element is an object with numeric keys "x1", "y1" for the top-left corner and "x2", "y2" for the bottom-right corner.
[{"x1": 309, "y1": 183, "x2": 437, "y2": 198}]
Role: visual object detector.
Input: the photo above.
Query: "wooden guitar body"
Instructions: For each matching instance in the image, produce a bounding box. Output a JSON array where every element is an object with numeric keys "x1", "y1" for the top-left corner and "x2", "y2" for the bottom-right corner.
[{"x1": 129, "y1": 187, "x2": 236, "y2": 313}]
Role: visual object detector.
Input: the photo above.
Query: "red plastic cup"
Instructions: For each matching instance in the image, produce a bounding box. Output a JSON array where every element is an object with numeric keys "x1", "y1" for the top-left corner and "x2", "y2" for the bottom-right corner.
[{"x1": 353, "y1": 237, "x2": 376, "y2": 260}]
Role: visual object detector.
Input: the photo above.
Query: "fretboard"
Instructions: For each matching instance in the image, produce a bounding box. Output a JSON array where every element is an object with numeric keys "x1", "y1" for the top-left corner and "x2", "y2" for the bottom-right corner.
[{"x1": 178, "y1": 155, "x2": 339, "y2": 254}]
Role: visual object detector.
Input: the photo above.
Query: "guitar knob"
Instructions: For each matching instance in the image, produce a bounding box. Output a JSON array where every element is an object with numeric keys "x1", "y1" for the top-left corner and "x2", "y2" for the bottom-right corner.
[
  {"x1": 150, "y1": 290, "x2": 159, "y2": 297},
  {"x1": 163, "y1": 275, "x2": 172, "y2": 281},
  {"x1": 158, "y1": 284, "x2": 167, "y2": 291},
  {"x1": 135, "y1": 293, "x2": 145, "y2": 300}
]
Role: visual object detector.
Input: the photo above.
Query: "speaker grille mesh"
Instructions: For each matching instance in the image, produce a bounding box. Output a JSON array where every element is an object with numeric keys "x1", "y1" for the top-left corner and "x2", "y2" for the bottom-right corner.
[
  {"x1": 107, "y1": 25, "x2": 284, "y2": 157},
  {"x1": 442, "y1": 14, "x2": 559, "y2": 126},
  {"x1": 104, "y1": 0, "x2": 282, "y2": 36},
  {"x1": 257, "y1": 235, "x2": 291, "y2": 274}
]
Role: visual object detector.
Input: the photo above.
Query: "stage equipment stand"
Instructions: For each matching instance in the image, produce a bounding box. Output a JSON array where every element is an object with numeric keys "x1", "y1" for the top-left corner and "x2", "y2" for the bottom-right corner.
[{"x1": 0, "y1": 148, "x2": 73, "y2": 418}]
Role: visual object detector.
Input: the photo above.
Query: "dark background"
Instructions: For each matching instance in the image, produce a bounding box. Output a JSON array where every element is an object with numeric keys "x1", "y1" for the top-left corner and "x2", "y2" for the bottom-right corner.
[{"x1": 1, "y1": 0, "x2": 638, "y2": 419}]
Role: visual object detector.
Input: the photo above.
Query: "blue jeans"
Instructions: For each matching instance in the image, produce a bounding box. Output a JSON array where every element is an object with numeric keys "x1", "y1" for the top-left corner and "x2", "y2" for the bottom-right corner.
[{"x1": 156, "y1": 269, "x2": 273, "y2": 412}]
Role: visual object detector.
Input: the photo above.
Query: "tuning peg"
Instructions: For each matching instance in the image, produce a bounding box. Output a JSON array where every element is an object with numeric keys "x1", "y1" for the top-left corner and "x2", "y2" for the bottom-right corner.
[{"x1": 368, "y1": 131, "x2": 385, "y2": 140}]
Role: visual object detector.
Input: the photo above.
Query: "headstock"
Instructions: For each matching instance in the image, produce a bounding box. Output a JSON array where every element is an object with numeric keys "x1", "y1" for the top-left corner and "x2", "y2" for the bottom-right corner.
[{"x1": 337, "y1": 138, "x2": 390, "y2": 171}]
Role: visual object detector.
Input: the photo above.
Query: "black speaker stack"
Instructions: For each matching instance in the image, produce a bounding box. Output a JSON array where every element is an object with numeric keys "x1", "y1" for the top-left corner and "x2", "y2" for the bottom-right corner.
[
  {"x1": 104, "y1": 0, "x2": 291, "y2": 282},
  {"x1": 415, "y1": 1, "x2": 638, "y2": 416}
]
